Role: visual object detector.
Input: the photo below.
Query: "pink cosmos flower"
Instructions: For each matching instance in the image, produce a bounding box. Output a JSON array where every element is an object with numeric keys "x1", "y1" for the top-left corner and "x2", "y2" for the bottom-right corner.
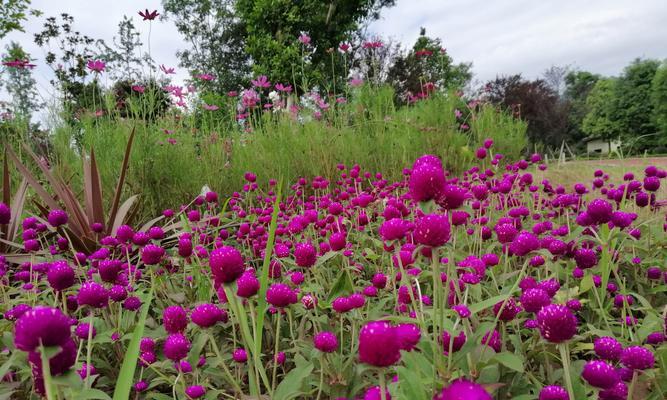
[
  {"x1": 138, "y1": 9, "x2": 159, "y2": 21},
  {"x1": 87, "y1": 60, "x2": 106, "y2": 73},
  {"x1": 298, "y1": 33, "x2": 311, "y2": 45},
  {"x1": 251, "y1": 75, "x2": 271, "y2": 88},
  {"x1": 338, "y1": 42, "x2": 351, "y2": 53},
  {"x1": 132, "y1": 85, "x2": 145, "y2": 93},
  {"x1": 202, "y1": 104, "x2": 219, "y2": 111},
  {"x1": 159, "y1": 64, "x2": 175, "y2": 74},
  {"x1": 196, "y1": 74, "x2": 215, "y2": 81},
  {"x1": 275, "y1": 83, "x2": 292, "y2": 93}
]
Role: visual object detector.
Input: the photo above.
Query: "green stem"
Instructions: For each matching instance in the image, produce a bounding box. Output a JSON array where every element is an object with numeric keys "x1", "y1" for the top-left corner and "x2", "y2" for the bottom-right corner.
[
  {"x1": 271, "y1": 314, "x2": 281, "y2": 392},
  {"x1": 40, "y1": 345, "x2": 56, "y2": 400},
  {"x1": 558, "y1": 343, "x2": 575, "y2": 400},
  {"x1": 379, "y1": 370, "x2": 387, "y2": 400}
]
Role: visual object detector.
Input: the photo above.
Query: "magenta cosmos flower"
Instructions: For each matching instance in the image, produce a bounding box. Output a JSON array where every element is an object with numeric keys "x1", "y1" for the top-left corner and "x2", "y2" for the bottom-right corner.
[
  {"x1": 358, "y1": 321, "x2": 401, "y2": 367},
  {"x1": 433, "y1": 379, "x2": 492, "y2": 400},
  {"x1": 209, "y1": 246, "x2": 245, "y2": 283},
  {"x1": 537, "y1": 304, "x2": 577, "y2": 343}
]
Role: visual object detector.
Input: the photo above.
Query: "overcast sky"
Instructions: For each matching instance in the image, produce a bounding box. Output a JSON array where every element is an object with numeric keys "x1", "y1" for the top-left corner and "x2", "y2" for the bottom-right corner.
[{"x1": 2, "y1": 0, "x2": 666, "y2": 107}]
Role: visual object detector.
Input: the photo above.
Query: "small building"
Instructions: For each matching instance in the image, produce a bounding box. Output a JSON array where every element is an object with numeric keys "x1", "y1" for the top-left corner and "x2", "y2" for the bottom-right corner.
[{"x1": 584, "y1": 136, "x2": 622, "y2": 155}]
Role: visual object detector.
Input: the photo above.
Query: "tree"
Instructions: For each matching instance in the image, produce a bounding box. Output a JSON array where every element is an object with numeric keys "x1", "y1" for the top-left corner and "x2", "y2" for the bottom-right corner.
[
  {"x1": 387, "y1": 28, "x2": 472, "y2": 104},
  {"x1": 162, "y1": 0, "x2": 251, "y2": 93},
  {"x1": 543, "y1": 65, "x2": 570, "y2": 96},
  {"x1": 1, "y1": 41, "x2": 42, "y2": 119},
  {"x1": 0, "y1": 0, "x2": 40, "y2": 38},
  {"x1": 483, "y1": 74, "x2": 568, "y2": 149},
  {"x1": 103, "y1": 16, "x2": 149, "y2": 81},
  {"x1": 581, "y1": 78, "x2": 622, "y2": 143},
  {"x1": 613, "y1": 58, "x2": 659, "y2": 151},
  {"x1": 564, "y1": 70, "x2": 600, "y2": 142},
  {"x1": 235, "y1": 0, "x2": 396, "y2": 91},
  {"x1": 650, "y1": 61, "x2": 667, "y2": 149}
]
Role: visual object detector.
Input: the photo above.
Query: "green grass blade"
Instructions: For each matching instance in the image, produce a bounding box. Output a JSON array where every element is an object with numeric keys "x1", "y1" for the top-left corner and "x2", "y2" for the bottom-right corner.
[{"x1": 112, "y1": 287, "x2": 154, "y2": 400}]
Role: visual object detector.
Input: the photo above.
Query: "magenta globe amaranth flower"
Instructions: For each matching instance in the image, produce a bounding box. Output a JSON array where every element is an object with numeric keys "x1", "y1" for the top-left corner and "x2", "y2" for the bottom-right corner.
[
  {"x1": 141, "y1": 244, "x2": 165, "y2": 265},
  {"x1": 358, "y1": 321, "x2": 401, "y2": 367},
  {"x1": 414, "y1": 214, "x2": 451, "y2": 247},
  {"x1": 586, "y1": 199, "x2": 613, "y2": 224},
  {"x1": 395, "y1": 323, "x2": 421, "y2": 351},
  {"x1": 0, "y1": 202, "x2": 10, "y2": 224},
  {"x1": 266, "y1": 283, "x2": 297, "y2": 307},
  {"x1": 520, "y1": 288, "x2": 551, "y2": 313},
  {"x1": 379, "y1": 218, "x2": 410, "y2": 241},
  {"x1": 190, "y1": 303, "x2": 225, "y2": 328},
  {"x1": 164, "y1": 333, "x2": 191, "y2": 361},
  {"x1": 233, "y1": 348, "x2": 248, "y2": 363},
  {"x1": 294, "y1": 242, "x2": 317, "y2": 267},
  {"x1": 537, "y1": 304, "x2": 577, "y2": 343},
  {"x1": 594, "y1": 336, "x2": 622, "y2": 361},
  {"x1": 538, "y1": 385, "x2": 569, "y2": 400},
  {"x1": 77, "y1": 281, "x2": 109, "y2": 308},
  {"x1": 47, "y1": 260, "x2": 75, "y2": 291},
  {"x1": 620, "y1": 346, "x2": 654, "y2": 370},
  {"x1": 314, "y1": 331, "x2": 338, "y2": 353},
  {"x1": 236, "y1": 270, "x2": 260, "y2": 297},
  {"x1": 509, "y1": 231, "x2": 540, "y2": 256},
  {"x1": 163, "y1": 305, "x2": 189, "y2": 333},
  {"x1": 408, "y1": 155, "x2": 445, "y2": 202},
  {"x1": 14, "y1": 306, "x2": 72, "y2": 351},
  {"x1": 581, "y1": 360, "x2": 619, "y2": 389},
  {"x1": 433, "y1": 379, "x2": 492, "y2": 400},
  {"x1": 209, "y1": 246, "x2": 245, "y2": 283},
  {"x1": 47, "y1": 209, "x2": 68, "y2": 227},
  {"x1": 185, "y1": 385, "x2": 206, "y2": 399}
]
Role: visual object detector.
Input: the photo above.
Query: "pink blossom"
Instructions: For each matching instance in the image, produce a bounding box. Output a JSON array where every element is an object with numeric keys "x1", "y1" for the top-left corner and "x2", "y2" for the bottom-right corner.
[
  {"x1": 298, "y1": 33, "x2": 311, "y2": 45},
  {"x1": 159, "y1": 64, "x2": 175, "y2": 74},
  {"x1": 251, "y1": 75, "x2": 271, "y2": 89},
  {"x1": 87, "y1": 59, "x2": 106, "y2": 73}
]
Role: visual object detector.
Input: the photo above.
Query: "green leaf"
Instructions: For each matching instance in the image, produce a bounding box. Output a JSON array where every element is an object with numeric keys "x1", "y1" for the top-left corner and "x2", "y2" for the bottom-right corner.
[
  {"x1": 327, "y1": 267, "x2": 354, "y2": 303},
  {"x1": 397, "y1": 366, "x2": 429, "y2": 400},
  {"x1": 273, "y1": 362, "x2": 314, "y2": 400},
  {"x1": 492, "y1": 352, "x2": 524, "y2": 373},
  {"x1": 469, "y1": 293, "x2": 509, "y2": 315},
  {"x1": 112, "y1": 287, "x2": 154, "y2": 400},
  {"x1": 75, "y1": 389, "x2": 112, "y2": 400},
  {"x1": 579, "y1": 274, "x2": 594, "y2": 294}
]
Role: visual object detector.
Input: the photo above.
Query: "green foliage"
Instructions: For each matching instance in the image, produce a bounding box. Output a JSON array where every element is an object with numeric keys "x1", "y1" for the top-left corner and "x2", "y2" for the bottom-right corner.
[
  {"x1": 162, "y1": 0, "x2": 251, "y2": 92},
  {"x1": 388, "y1": 27, "x2": 472, "y2": 104},
  {"x1": 111, "y1": 78, "x2": 171, "y2": 121},
  {"x1": 1, "y1": 42, "x2": 41, "y2": 119},
  {"x1": 564, "y1": 70, "x2": 600, "y2": 143},
  {"x1": 614, "y1": 58, "x2": 660, "y2": 151},
  {"x1": 581, "y1": 78, "x2": 622, "y2": 141},
  {"x1": 0, "y1": 0, "x2": 39, "y2": 38},
  {"x1": 236, "y1": 0, "x2": 396, "y2": 90},
  {"x1": 650, "y1": 61, "x2": 667, "y2": 148}
]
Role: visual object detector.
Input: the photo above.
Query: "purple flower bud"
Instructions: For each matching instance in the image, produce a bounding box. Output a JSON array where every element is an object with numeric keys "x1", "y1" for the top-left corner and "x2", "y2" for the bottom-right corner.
[{"x1": 314, "y1": 331, "x2": 338, "y2": 353}]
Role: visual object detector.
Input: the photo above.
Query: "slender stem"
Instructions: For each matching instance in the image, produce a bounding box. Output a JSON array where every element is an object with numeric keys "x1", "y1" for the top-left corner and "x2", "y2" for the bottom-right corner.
[
  {"x1": 207, "y1": 333, "x2": 243, "y2": 395},
  {"x1": 85, "y1": 312, "x2": 94, "y2": 389},
  {"x1": 379, "y1": 370, "x2": 387, "y2": 400},
  {"x1": 271, "y1": 314, "x2": 281, "y2": 392},
  {"x1": 628, "y1": 370, "x2": 637, "y2": 400},
  {"x1": 558, "y1": 343, "x2": 575, "y2": 400},
  {"x1": 40, "y1": 345, "x2": 56, "y2": 400}
]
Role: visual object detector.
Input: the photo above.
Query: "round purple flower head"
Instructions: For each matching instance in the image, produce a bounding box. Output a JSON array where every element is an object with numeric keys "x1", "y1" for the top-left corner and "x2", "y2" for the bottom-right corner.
[
  {"x1": 237, "y1": 270, "x2": 260, "y2": 297},
  {"x1": 509, "y1": 231, "x2": 540, "y2": 256},
  {"x1": 599, "y1": 382, "x2": 628, "y2": 400},
  {"x1": 164, "y1": 333, "x2": 190, "y2": 361},
  {"x1": 586, "y1": 199, "x2": 613, "y2": 225},
  {"x1": 395, "y1": 323, "x2": 421, "y2": 351},
  {"x1": 314, "y1": 331, "x2": 338, "y2": 353},
  {"x1": 538, "y1": 385, "x2": 569, "y2": 400},
  {"x1": 266, "y1": 283, "x2": 297, "y2": 307},
  {"x1": 0, "y1": 202, "x2": 10, "y2": 224},
  {"x1": 414, "y1": 214, "x2": 451, "y2": 247},
  {"x1": 14, "y1": 306, "x2": 72, "y2": 351},
  {"x1": 141, "y1": 244, "x2": 165, "y2": 265},
  {"x1": 358, "y1": 321, "x2": 401, "y2": 367},
  {"x1": 433, "y1": 379, "x2": 492, "y2": 400},
  {"x1": 294, "y1": 242, "x2": 317, "y2": 267},
  {"x1": 185, "y1": 385, "x2": 206, "y2": 399},
  {"x1": 537, "y1": 304, "x2": 577, "y2": 343},
  {"x1": 163, "y1": 305, "x2": 189, "y2": 333},
  {"x1": 594, "y1": 336, "x2": 622, "y2": 361},
  {"x1": 620, "y1": 346, "x2": 654, "y2": 370},
  {"x1": 233, "y1": 348, "x2": 248, "y2": 363},
  {"x1": 47, "y1": 209, "x2": 68, "y2": 227},
  {"x1": 75, "y1": 323, "x2": 96, "y2": 340},
  {"x1": 409, "y1": 155, "x2": 445, "y2": 202},
  {"x1": 581, "y1": 360, "x2": 619, "y2": 389},
  {"x1": 77, "y1": 282, "x2": 109, "y2": 308},
  {"x1": 379, "y1": 218, "x2": 410, "y2": 241},
  {"x1": 209, "y1": 245, "x2": 245, "y2": 283},
  {"x1": 28, "y1": 338, "x2": 77, "y2": 393},
  {"x1": 520, "y1": 288, "x2": 551, "y2": 313},
  {"x1": 441, "y1": 330, "x2": 466, "y2": 354},
  {"x1": 191, "y1": 303, "x2": 225, "y2": 328},
  {"x1": 47, "y1": 260, "x2": 75, "y2": 291}
]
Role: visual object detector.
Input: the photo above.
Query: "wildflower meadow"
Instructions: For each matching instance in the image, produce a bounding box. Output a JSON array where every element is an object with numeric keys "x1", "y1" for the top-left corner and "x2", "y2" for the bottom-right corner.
[{"x1": 0, "y1": 2, "x2": 666, "y2": 400}]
